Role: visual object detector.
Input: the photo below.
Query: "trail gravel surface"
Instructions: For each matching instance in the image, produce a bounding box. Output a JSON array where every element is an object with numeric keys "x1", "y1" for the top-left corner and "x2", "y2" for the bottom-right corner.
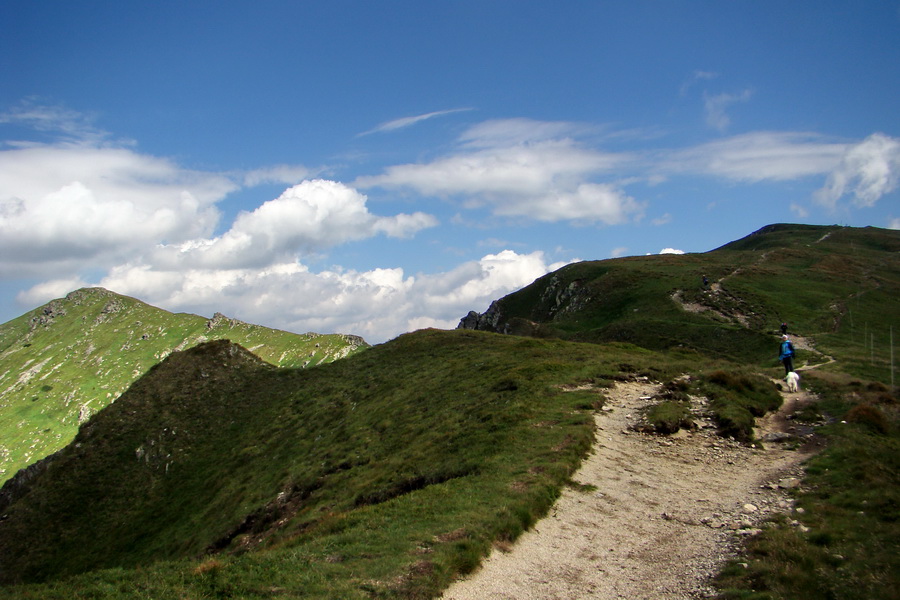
[{"x1": 442, "y1": 376, "x2": 819, "y2": 600}]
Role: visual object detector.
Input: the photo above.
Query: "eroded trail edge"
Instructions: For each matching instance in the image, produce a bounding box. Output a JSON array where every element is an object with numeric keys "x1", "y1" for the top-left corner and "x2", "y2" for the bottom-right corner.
[{"x1": 443, "y1": 379, "x2": 817, "y2": 600}]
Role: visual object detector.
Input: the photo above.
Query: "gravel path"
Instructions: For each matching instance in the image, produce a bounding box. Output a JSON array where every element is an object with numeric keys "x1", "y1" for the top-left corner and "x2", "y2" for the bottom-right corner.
[{"x1": 442, "y1": 377, "x2": 818, "y2": 600}]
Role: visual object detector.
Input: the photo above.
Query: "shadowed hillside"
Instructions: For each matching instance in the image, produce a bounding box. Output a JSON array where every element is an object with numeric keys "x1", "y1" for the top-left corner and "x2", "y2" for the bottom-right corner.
[
  {"x1": 0, "y1": 287, "x2": 367, "y2": 483},
  {"x1": 0, "y1": 331, "x2": 677, "y2": 595}
]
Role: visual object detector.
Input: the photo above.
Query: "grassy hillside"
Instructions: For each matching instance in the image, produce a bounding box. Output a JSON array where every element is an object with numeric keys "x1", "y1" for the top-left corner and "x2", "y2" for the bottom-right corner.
[
  {"x1": 461, "y1": 224, "x2": 900, "y2": 382},
  {"x1": 0, "y1": 287, "x2": 367, "y2": 484},
  {"x1": 0, "y1": 331, "x2": 704, "y2": 596}
]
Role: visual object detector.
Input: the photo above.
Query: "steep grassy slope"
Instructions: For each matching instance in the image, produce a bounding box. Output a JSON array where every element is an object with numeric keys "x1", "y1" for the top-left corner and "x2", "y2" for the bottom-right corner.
[
  {"x1": 0, "y1": 331, "x2": 694, "y2": 596},
  {"x1": 0, "y1": 288, "x2": 367, "y2": 483},
  {"x1": 460, "y1": 224, "x2": 900, "y2": 382}
]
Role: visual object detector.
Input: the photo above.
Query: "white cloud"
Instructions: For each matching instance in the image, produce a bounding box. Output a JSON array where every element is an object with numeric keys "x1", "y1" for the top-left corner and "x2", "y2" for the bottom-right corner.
[
  {"x1": 663, "y1": 131, "x2": 847, "y2": 181},
  {"x1": 19, "y1": 249, "x2": 569, "y2": 344},
  {"x1": 814, "y1": 133, "x2": 900, "y2": 209},
  {"x1": 458, "y1": 118, "x2": 591, "y2": 147},
  {"x1": 0, "y1": 145, "x2": 233, "y2": 276},
  {"x1": 16, "y1": 277, "x2": 90, "y2": 307},
  {"x1": 147, "y1": 180, "x2": 437, "y2": 270},
  {"x1": 659, "y1": 248, "x2": 685, "y2": 255},
  {"x1": 889, "y1": 218, "x2": 900, "y2": 230},
  {"x1": 493, "y1": 183, "x2": 644, "y2": 224},
  {"x1": 0, "y1": 99, "x2": 112, "y2": 146},
  {"x1": 242, "y1": 164, "x2": 318, "y2": 187},
  {"x1": 790, "y1": 203, "x2": 810, "y2": 218},
  {"x1": 357, "y1": 119, "x2": 640, "y2": 225},
  {"x1": 679, "y1": 70, "x2": 719, "y2": 97},
  {"x1": 359, "y1": 108, "x2": 474, "y2": 136},
  {"x1": 703, "y1": 89, "x2": 753, "y2": 132},
  {"x1": 359, "y1": 140, "x2": 620, "y2": 198}
]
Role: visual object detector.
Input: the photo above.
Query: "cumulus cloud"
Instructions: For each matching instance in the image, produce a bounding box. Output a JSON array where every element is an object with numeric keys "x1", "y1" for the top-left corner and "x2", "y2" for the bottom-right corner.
[
  {"x1": 21, "y1": 249, "x2": 568, "y2": 344},
  {"x1": 16, "y1": 277, "x2": 90, "y2": 307},
  {"x1": 659, "y1": 248, "x2": 685, "y2": 255},
  {"x1": 148, "y1": 180, "x2": 437, "y2": 270},
  {"x1": 815, "y1": 133, "x2": 900, "y2": 209},
  {"x1": 0, "y1": 102, "x2": 436, "y2": 279},
  {"x1": 357, "y1": 119, "x2": 641, "y2": 225},
  {"x1": 0, "y1": 145, "x2": 234, "y2": 276}
]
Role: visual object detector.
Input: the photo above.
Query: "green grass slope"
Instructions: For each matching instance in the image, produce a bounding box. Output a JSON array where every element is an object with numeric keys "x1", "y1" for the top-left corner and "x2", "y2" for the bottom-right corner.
[
  {"x1": 0, "y1": 288, "x2": 368, "y2": 484},
  {"x1": 0, "y1": 331, "x2": 691, "y2": 597},
  {"x1": 461, "y1": 224, "x2": 900, "y2": 382}
]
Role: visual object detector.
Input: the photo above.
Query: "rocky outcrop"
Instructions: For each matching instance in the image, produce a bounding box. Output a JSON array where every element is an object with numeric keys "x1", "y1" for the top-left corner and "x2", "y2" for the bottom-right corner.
[
  {"x1": 457, "y1": 300, "x2": 507, "y2": 333},
  {"x1": 538, "y1": 275, "x2": 588, "y2": 319},
  {"x1": 458, "y1": 275, "x2": 589, "y2": 334},
  {"x1": 207, "y1": 312, "x2": 243, "y2": 329}
]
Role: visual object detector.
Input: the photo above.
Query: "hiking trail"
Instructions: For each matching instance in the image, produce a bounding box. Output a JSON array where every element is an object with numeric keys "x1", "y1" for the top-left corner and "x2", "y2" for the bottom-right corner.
[{"x1": 442, "y1": 375, "x2": 820, "y2": 599}]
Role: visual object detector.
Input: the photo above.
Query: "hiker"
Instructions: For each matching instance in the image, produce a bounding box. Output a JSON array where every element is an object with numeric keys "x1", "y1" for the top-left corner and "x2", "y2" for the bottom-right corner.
[
  {"x1": 778, "y1": 334, "x2": 795, "y2": 374},
  {"x1": 702, "y1": 275, "x2": 709, "y2": 289},
  {"x1": 780, "y1": 322, "x2": 788, "y2": 335}
]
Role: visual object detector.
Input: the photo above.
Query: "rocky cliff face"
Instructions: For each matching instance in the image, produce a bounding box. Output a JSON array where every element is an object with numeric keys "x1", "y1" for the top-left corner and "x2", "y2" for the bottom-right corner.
[
  {"x1": 457, "y1": 274, "x2": 590, "y2": 334},
  {"x1": 457, "y1": 300, "x2": 508, "y2": 333}
]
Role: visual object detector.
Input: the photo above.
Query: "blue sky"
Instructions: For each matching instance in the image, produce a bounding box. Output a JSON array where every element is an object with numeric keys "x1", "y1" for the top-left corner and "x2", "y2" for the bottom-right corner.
[{"x1": 2, "y1": 1, "x2": 898, "y2": 344}]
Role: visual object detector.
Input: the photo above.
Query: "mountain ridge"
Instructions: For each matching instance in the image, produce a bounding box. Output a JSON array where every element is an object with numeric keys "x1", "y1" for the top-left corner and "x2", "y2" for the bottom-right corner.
[{"x1": 0, "y1": 287, "x2": 368, "y2": 483}]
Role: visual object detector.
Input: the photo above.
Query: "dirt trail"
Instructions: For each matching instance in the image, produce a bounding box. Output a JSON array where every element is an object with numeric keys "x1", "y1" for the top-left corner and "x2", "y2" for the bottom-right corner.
[{"x1": 442, "y1": 379, "x2": 818, "y2": 600}]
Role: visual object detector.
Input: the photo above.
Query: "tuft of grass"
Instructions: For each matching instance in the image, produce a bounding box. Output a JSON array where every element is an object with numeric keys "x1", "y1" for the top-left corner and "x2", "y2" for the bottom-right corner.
[
  {"x1": 643, "y1": 400, "x2": 694, "y2": 434},
  {"x1": 698, "y1": 370, "x2": 782, "y2": 442}
]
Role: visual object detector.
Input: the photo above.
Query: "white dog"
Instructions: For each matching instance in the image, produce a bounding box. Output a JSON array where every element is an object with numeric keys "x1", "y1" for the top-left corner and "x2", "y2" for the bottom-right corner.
[{"x1": 785, "y1": 371, "x2": 800, "y2": 393}]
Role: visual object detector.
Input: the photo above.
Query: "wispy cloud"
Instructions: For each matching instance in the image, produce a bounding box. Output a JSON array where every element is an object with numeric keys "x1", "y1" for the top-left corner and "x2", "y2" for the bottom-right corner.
[
  {"x1": 242, "y1": 164, "x2": 320, "y2": 187},
  {"x1": 0, "y1": 98, "x2": 117, "y2": 147},
  {"x1": 679, "y1": 70, "x2": 719, "y2": 97},
  {"x1": 814, "y1": 133, "x2": 900, "y2": 209},
  {"x1": 358, "y1": 108, "x2": 473, "y2": 136},
  {"x1": 703, "y1": 89, "x2": 753, "y2": 132},
  {"x1": 661, "y1": 131, "x2": 847, "y2": 181}
]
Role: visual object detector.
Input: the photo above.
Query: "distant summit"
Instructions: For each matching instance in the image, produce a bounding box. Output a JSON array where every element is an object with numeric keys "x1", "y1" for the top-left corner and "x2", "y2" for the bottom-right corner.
[{"x1": 459, "y1": 223, "x2": 900, "y2": 361}]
